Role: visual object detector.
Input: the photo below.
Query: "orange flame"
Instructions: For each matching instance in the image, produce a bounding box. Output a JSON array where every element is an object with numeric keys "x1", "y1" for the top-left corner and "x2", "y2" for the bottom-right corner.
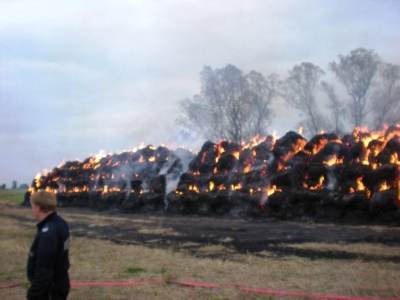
[
  {"x1": 231, "y1": 183, "x2": 242, "y2": 191},
  {"x1": 188, "y1": 185, "x2": 200, "y2": 193},
  {"x1": 232, "y1": 151, "x2": 240, "y2": 160},
  {"x1": 304, "y1": 176, "x2": 325, "y2": 191},
  {"x1": 266, "y1": 185, "x2": 282, "y2": 196},
  {"x1": 217, "y1": 184, "x2": 226, "y2": 191},
  {"x1": 356, "y1": 177, "x2": 366, "y2": 192},
  {"x1": 323, "y1": 155, "x2": 343, "y2": 166},
  {"x1": 378, "y1": 181, "x2": 390, "y2": 192},
  {"x1": 390, "y1": 153, "x2": 399, "y2": 165},
  {"x1": 243, "y1": 164, "x2": 252, "y2": 173},
  {"x1": 209, "y1": 181, "x2": 215, "y2": 192}
]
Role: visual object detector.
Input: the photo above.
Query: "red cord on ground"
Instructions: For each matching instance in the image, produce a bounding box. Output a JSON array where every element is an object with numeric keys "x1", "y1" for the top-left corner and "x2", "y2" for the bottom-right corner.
[
  {"x1": 2, "y1": 278, "x2": 400, "y2": 300},
  {"x1": 172, "y1": 280, "x2": 400, "y2": 300},
  {"x1": 0, "y1": 282, "x2": 21, "y2": 289},
  {"x1": 70, "y1": 279, "x2": 159, "y2": 288}
]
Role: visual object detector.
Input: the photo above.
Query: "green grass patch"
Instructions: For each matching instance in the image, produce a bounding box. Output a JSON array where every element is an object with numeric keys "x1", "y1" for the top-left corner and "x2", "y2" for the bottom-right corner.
[
  {"x1": 124, "y1": 267, "x2": 146, "y2": 275},
  {"x1": 0, "y1": 189, "x2": 25, "y2": 204}
]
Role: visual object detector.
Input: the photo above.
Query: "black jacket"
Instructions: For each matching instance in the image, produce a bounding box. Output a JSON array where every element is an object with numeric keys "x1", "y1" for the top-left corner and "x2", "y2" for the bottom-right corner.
[{"x1": 27, "y1": 212, "x2": 70, "y2": 300}]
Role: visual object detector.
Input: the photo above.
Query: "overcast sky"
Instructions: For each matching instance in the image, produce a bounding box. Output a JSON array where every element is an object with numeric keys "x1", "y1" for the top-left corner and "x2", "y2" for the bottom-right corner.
[{"x1": 1, "y1": 0, "x2": 399, "y2": 186}]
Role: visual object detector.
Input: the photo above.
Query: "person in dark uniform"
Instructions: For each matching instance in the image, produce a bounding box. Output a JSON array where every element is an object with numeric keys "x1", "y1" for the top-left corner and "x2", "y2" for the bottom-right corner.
[
  {"x1": 23, "y1": 189, "x2": 32, "y2": 207},
  {"x1": 27, "y1": 191, "x2": 70, "y2": 300}
]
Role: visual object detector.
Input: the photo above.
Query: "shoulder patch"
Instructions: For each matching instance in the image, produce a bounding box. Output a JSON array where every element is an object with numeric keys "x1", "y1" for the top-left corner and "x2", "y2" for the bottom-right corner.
[
  {"x1": 42, "y1": 226, "x2": 49, "y2": 233},
  {"x1": 64, "y1": 238, "x2": 70, "y2": 251}
]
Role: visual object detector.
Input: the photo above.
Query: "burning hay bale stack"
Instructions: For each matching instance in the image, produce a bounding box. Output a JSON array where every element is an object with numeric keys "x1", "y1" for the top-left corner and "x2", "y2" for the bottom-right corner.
[
  {"x1": 30, "y1": 145, "x2": 193, "y2": 212},
  {"x1": 29, "y1": 125, "x2": 400, "y2": 223},
  {"x1": 168, "y1": 126, "x2": 400, "y2": 223},
  {"x1": 167, "y1": 136, "x2": 276, "y2": 216}
]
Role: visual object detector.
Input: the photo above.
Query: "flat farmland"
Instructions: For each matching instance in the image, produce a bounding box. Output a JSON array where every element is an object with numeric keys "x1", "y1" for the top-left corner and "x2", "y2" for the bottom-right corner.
[{"x1": 1, "y1": 193, "x2": 400, "y2": 299}]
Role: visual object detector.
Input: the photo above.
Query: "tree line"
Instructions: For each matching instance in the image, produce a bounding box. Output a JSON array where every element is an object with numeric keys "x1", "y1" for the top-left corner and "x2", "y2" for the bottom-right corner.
[{"x1": 179, "y1": 48, "x2": 400, "y2": 142}]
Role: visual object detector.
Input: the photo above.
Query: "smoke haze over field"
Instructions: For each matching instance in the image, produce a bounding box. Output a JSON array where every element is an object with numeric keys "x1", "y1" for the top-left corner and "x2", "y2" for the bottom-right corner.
[{"x1": 0, "y1": 0, "x2": 399, "y2": 186}]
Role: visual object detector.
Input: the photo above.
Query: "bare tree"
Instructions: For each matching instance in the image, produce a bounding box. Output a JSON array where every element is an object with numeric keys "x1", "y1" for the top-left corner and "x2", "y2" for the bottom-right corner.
[
  {"x1": 179, "y1": 65, "x2": 276, "y2": 143},
  {"x1": 245, "y1": 71, "x2": 277, "y2": 136},
  {"x1": 321, "y1": 81, "x2": 345, "y2": 134},
  {"x1": 330, "y1": 48, "x2": 380, "y2": 127},
  {"x1": 179, "y1": 94, "x2": 211, "y2": 136},
  {"x1": 281, "y1": 62, "x2": 326, "y2": 135},
  {"x1": 371, "y1": 62, "x2": 400, "y2": 128}
]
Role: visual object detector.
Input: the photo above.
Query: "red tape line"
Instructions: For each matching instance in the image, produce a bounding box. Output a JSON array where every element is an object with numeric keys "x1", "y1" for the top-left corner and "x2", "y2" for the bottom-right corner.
[
  {"x1": 173, "y1": 280, "x2": 219, "y2": 289},
  {"x1": 0, "y1": 283, "x2": 21, "y2": 289},
  {"x1": 173, "y1": 280, "x2": 400, "y2": 300},
  {"x1": 2, "y1": 278, "x2": 400, "y2": 300},
  {"x1": 236, "y1": 285, "x2": 389, "y2": 300},
  {"x1": 70, "y1": 279, "x2": 156, "y2": 288}
]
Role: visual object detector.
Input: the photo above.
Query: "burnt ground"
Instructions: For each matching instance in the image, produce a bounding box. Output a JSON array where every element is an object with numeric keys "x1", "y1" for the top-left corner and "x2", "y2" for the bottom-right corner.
[{"x1": 2, "y1": 202, "x2": 400, "y2": 263}]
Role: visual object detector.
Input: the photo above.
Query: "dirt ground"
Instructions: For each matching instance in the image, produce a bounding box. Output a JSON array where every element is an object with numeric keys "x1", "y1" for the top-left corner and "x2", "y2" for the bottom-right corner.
[
  {"x1": 4, "y1": 204, "x2": 400, "y2": 260},
  {"x1": 1, "y1": 199, "x2": 400, "y2": 299}
]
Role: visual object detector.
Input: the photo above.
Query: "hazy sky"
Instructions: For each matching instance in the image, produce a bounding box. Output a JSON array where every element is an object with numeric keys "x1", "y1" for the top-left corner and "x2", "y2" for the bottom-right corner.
[{"x1": 1, "y1": 0, "x2": 399, "y2": 185}]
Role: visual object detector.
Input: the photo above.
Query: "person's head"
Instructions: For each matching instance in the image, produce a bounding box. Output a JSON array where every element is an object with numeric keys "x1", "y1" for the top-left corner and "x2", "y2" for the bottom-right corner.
[{"x1": 30, "y1": 191, "x2": 57, "y2": 221}]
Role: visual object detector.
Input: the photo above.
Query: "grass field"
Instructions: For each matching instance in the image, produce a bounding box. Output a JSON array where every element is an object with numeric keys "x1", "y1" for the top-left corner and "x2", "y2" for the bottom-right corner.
[
  {"x1": 1, "y1": 196, "x2": 400, "y2": 299},
  {"x1": 0, "y1": 189, "x2": 25, "y2": 204}
]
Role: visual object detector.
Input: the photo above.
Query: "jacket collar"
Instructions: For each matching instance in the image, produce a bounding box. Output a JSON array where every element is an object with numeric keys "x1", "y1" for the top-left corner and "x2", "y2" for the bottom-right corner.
[{"x1": 37, "y1": 211, "x2": 57, "y2": 230}]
